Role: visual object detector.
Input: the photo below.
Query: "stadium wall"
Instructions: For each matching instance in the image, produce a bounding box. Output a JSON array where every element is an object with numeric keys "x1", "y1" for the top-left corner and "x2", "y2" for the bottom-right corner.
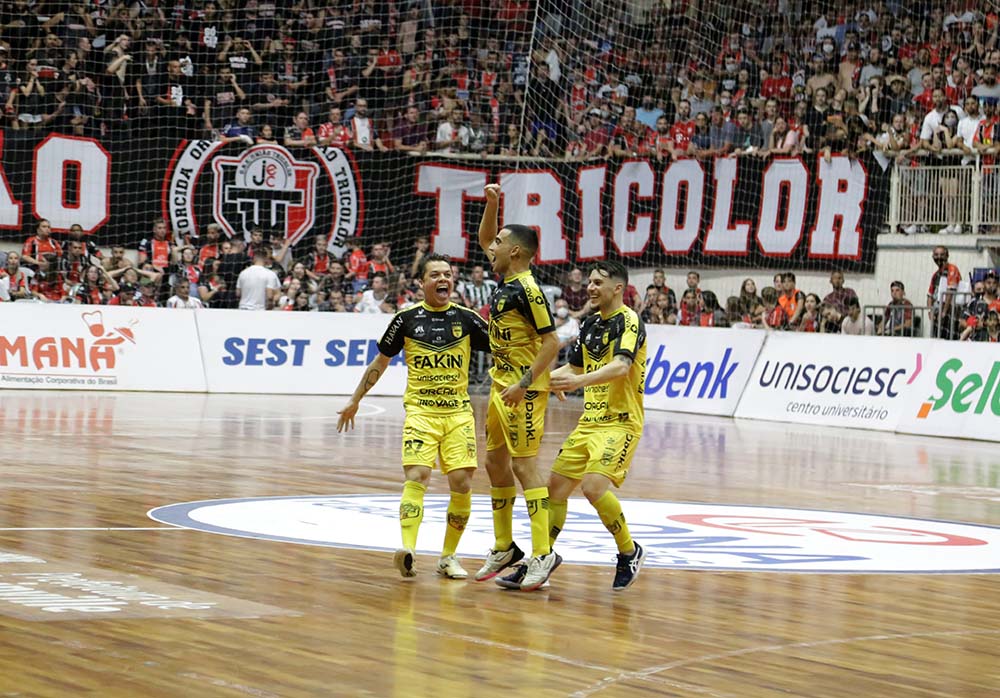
[{"x1": 0, "y1": 306, "x2": 996, "y2": 443}]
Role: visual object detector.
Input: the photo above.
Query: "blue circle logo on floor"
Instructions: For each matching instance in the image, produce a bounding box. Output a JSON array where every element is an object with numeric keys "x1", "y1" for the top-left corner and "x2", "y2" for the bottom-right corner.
[{"x1": 148, "y1": 495, "x2": 1000, "y2": 573}]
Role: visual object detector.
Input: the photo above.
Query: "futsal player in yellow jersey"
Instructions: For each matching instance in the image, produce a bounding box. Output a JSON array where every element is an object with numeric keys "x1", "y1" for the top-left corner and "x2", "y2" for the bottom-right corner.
[
  {"x1": 337, "y1": 254, "x2": 491, "y2": 580},
  {"x1": 474, "y1": 183, "x2": 562, "y2": 592},
  {"x1": 547, "y1": 260, "x2": 648, "y2": 591}
]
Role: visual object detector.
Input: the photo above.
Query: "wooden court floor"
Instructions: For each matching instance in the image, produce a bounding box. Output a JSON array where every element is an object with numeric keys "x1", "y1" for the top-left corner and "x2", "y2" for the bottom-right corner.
[{"x1": 0, "y1": 389, "x2": 999, "y2": 698}]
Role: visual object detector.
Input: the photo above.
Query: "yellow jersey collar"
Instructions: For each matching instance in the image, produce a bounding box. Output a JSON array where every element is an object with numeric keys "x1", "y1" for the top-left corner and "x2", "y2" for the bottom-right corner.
[{"x1": 503, "y1": 270, "x2": 532, "y2": 283}]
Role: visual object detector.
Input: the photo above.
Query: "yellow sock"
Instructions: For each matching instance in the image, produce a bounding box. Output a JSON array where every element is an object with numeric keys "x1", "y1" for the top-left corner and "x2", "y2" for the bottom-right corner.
[
  {"x1": 524, "y1": 487, "x2": 551, "y2": 557},
  {"x1": 549, "y1": 499, "x2": 568, "y2": 548},
  {"x1": 399, "y1": 481, "x2": 426, "y2": 551},
  {"x1": 490, "y1": 486, "x2": 517, "y2": 550},
  {"x1": 442, "y1": 491, "x2": 471, "y2": 557},
  {"x1": 594, "y1": 490, "x2": 634, "y2": 554}
]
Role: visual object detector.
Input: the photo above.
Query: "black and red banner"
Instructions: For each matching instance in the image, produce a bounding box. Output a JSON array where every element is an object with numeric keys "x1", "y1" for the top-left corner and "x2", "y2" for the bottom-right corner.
[{"x1": 0, "y1": 129, "x2": 887, "y2": 273}]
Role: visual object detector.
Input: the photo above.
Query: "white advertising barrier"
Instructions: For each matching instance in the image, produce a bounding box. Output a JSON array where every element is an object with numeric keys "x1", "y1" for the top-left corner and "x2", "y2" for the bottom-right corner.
[
  {"x1": 196, "y1": 310, "x2": 406, "y2": 395},
  {"x1": 897, "y1": 342, "x2": 1000, "y2": 442},
  {"x1": 735, "y1": 332, "x2": 933, "y2": 431},
  {"x1": 643, "y1": 325, "x2": 765, "y2": 416},
  {"x1": 0, "y1": 303, "x2": 205, "y2": 391}
]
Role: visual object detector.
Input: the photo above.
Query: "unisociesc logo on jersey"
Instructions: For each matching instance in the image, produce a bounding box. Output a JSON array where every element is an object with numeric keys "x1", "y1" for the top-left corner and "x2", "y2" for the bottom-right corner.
[{"x1": 148, "y1": 496, "x2": 1000, "y2": 573}]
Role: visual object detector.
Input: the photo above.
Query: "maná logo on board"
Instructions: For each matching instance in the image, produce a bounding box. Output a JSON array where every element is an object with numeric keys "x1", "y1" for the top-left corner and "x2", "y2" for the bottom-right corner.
[{"x1": 917, "y1": 358, "x2": 1000, "y2": 418}]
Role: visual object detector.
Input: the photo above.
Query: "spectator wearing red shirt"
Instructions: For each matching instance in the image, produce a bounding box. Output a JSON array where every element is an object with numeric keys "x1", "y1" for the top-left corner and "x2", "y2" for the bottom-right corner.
[
  {"x1": 109, "y1": 283, "x2": 139, "y2": 306},
  {"x1": 366, "y1": 241, "x2": 394, "y2": 279},
  {"x1": 608, "y1": 106, "x2": 653, "y2": 158},
  {"x1": 21, "y1": 219, "x2": 61, "y2": 268},
  {"x1": 347, "y1": 244, "x2": 368, "y2": 291},
  {"x1": 304, "y1": 234, "x2": 331, "y2": 278},
  {"x1": 138, "y1": 219, "x2": 174, "y2": 273},
  {"x1": 928, "y1": 245, "x2": 962, "y2": 338},
  {"x1": 678, "y1": 289, "x2": 713, "y2": 327},
  {"x1": 198, "y1": 224, "x2": 222, "y2": 267},
  {"x1": 565, "y1": 69, "x2": 591, "y2": 124},
  {"x1": 317, "y1": 106, "x2": 353, "y2": 148},
  {"x1": 797, "y1": 294, "x2": 821, "y2": 332},
  {"x1": 135, "y1": 277, "x2": 160, "y2": 307},
  {"x1": 913, "y1": 73, "x2": 936, "y2": 115},
  {"x1": 73, "y1": 265, "x2": 118, "y2": 305},
  {"x1": 761, "y1": 59, "x2": 793, "y2": 114},
  {"x1": 582, "y1": 109, "x2": 612, "y2": 156},
  {"x1": 668, "y1": 99, "x2": 696, "y2": 158},
  {"x1": 284, "y1": 110, "x2": 318, "y2": 148},
  {"x1": 652, "y1": 116, "x2": 673, "y2": 161},
  {"x1": 245, "y1": 228, "x2": 272, "y2": 263},
  {"x1": 21, "y1": 219, "x2": 64, "y2": 301},
  {"x1": 778, "y1": 272, "x2": 806, "y2": 327}
]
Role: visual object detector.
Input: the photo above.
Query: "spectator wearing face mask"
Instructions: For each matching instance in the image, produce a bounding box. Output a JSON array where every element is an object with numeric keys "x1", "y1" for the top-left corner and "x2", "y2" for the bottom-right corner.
[{"x1": 553, "y1": 298, "x2": 580, "y2": 350}]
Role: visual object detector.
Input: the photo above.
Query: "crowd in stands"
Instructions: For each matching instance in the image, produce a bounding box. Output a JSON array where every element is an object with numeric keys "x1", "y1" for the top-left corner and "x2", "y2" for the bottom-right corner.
[
  {"x1": 3, "y1": 220, "x2": 997, "y2": 342},
  {"x1": 0, "y1": 0, "x2": 998, "y2": 176},
  {"x1": 628, "y1": 245, "x2": 998, "y2": 343}
]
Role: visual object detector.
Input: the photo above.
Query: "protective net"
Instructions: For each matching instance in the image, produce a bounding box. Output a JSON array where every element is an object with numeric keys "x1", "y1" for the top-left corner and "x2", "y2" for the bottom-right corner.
[{"x1": 0, "y1": 1, "x2": 972, "y2": 312}]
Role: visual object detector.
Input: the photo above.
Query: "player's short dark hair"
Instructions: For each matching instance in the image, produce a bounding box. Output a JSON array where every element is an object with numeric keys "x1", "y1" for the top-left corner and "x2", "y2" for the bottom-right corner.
[
  {"x1": 588, "y1": 260, "x2": 628, "y2": 286},
  {"x1": 416, "y1": 252, "x2": 451, "y2": 280},
  {"x1": 782, "y1": 271, "x2": 797, "y2": 283},
  {"x1": 253, "y1": 246, "x2": 270, "y2": 260},
  {"x1": 503, "y1": 224, "x2": 538, "y2": 258}
]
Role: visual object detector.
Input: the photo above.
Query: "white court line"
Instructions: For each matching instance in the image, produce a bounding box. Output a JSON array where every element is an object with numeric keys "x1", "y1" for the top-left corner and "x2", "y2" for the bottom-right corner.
[
  {"x1": 568, "y1": 628, "x2": 1000, "y2": 697},
  {"x1": 415, "y1": 627, "x2": 724, "y2": 696},
  {"x1": 0, "y1": 527, "x2": 186, "y2": 531}
]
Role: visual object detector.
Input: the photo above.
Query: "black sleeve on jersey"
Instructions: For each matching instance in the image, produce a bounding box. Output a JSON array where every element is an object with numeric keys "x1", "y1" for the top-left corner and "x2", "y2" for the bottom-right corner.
[
  {"x1": 518, "y1": 278, "x2": 555, "y2": 334},
  {"x1": 464, "y1": 308, "x2": 491, "y2": 352},
  {"x1": 377, "y1": 311, "x2": 407, "y2": 357},
  {"x1": 569, "y1": 315, "x2": 595, "y2": 367},
  {"x1": 612, "y1": 312, "x2": 645, "y2": 362}
]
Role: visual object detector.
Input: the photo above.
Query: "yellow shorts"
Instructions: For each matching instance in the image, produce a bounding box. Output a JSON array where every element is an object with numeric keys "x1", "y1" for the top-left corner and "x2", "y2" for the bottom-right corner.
[
  {"x1": 484, "y1": 384, "x2": 548, "y2": 458},
  {"x1": 551, "y1": 424, "x2": 641, "y2": 488},
  {"x1": 401, "y1": 412, "x2": 478, "y2": 473}
]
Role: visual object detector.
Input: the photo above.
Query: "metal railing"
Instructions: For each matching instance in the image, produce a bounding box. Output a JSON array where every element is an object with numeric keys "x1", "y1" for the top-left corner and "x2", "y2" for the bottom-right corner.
[
  {"x1": 864, "y1": 290, "x2": 974, "y2": 340},
  {"x1": 889, "y1": 151, "x2": 999, "y2": 233}
]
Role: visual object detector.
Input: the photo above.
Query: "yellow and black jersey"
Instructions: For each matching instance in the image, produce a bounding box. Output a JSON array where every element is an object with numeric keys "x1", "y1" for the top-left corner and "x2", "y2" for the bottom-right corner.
[
  {"x1": 378, "y1": 302, "x2": 490, "y2": 416},
  {"x1": 488, "y1": 269, "x2": 554, "y2": 390},
  {"x1": 568, "y1": 305, "x2": 646, "y2": 432}
]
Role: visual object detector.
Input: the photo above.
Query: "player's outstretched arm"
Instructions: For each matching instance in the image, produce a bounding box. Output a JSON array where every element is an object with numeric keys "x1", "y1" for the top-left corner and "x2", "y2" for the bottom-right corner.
[
  {"x1": 337, "y1": 352, "x2": 391, "y2": 432},
  {"x1": 478, "y1": 183, "x2": 501, "y2": 257},
  {"x1": 549, "y1": 362, "x2": 583, "y2": 401},
  {"x1": 550, "y1": 355, "x2": 632, "y2": 393}
]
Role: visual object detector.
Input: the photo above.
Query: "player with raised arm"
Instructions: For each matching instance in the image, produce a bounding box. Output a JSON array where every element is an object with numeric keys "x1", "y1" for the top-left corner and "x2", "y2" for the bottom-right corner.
[
  {"x1": 474, "y1": 183, "x2": 563, "y2": 592},
  {"x1": 337, "y1": 253, "x2": 490, "y2": 580},
  {"x1": 546, "y1": 260, "x2": 648, "y2": 591}
]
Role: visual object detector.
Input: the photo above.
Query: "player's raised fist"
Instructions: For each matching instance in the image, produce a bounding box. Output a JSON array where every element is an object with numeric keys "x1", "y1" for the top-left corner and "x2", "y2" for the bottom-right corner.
[{"x1": 484, "y1": 183, "x2": 501, "y2": 202}]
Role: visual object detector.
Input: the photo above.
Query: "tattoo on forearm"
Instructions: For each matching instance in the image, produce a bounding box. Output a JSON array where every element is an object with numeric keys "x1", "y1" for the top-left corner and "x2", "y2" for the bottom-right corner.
[
  {"x1": 617, "y1": 355, "x2": 633, "y2": 367},
  {"x1": 518, "y1": 368, "x2": 533, "y2": 389},
  {"x1": 363, "y1": 368, "x2": 381, "y2": 392}
]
